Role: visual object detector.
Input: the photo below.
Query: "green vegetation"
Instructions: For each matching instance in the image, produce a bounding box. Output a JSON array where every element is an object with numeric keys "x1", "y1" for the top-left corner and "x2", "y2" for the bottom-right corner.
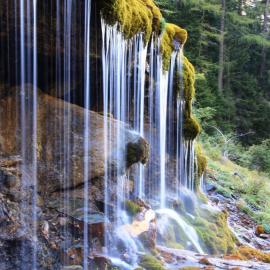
[
  {"x1": 195, "y1": 144, "x2": 207, "y2": 178},
  {"x1": 182, "y1": 57, "x2": 201, "y2": 141},
  {"x1": 161, "y1": 23, "x2": 187, "y2": 70},
  {"x1": 101, "y1": 0, "x2": 162, "y2": 42},
  {"x1": 139, "y1": 254, "x2": 165, "y2": 270},
  {"x1": 156, "y1": 0, "x2": 270, "y2": 147},
  {"x1": 125, "y1": 200, "x2": 141, "y2": 216},
  {"x1": 191, "y1": 210, "x2": 237, "y2": 255},
  {"x1": 201, "y1": 132, "x2": 270, "y2": 226}
]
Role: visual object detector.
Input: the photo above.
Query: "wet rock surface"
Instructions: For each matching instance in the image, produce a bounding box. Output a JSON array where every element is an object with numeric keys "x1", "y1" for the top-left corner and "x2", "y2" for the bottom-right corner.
[
  {"x1": 207, "y1": 188, "x2": 270, "y2": 251},
  {"x1": 158, "y1": 246, "x2": 270, "y2": 270},
  {"x1": 0, "y1": 88, "x2": 150, "y2": 269},
  {"x1": 0, "y1": 86, "x2": 149, "y2": 195}
]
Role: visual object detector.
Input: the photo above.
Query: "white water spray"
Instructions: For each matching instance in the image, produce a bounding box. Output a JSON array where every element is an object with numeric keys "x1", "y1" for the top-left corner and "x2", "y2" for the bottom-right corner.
[{"x1": 156, "y1": 208, "x2": 204, "y2": 254}]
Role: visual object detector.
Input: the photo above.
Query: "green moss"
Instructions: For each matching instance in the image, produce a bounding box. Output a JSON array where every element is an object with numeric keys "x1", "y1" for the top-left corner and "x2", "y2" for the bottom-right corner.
[
  {"x1": 101, "y1": 0, "x2": 162, "y2": 42},
  {"x1": 139, "y1": 255, "x2": 165, "y2": 270},
  {"x1": 196, "y1": 144, "x2": 208, "y2": 179},
  {"x1": 193, "y1": 211, "x2": 236, "y2": 255},
  {"x1": 183, "y1": 57, "x2": 195, "y2": 106},
  {"x1": 125, "y1": 200, "x2": 141, "y2": 216},
  {"x1": 183, "y1": 116, "x2": 201, "y2": 141},
  {"x1": 181, "y1": 57, "x2": 201, "y2": 141},
  {"x1": 161, "y1": 23, "x2": 187, "y2": 70}
]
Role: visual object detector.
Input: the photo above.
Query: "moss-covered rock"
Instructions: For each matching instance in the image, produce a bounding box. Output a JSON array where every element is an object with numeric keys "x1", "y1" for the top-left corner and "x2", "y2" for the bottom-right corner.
[
  {"x1": 183, "y1": 117, "x2": 201, "y2": 141},
  {"x1": 181, "y1": 57, "x2": 201, "y2": 141},
  {"x1": 139, "y1": 254, "x2": 165, "y2": 270},
  {"x1": 225, "y1": 245, "x2": 270, "y2": 263},
  {"x1": 193, "y1": 211, "x2": 236, "y2": 255},
  {"x1": 183, "y1": 57, "x2": 195, "y2": 106},
  {"x1": 161, "y1": 23, "x2": 187, "y2": 70},
  {"x1": 126, "y1": 137, "x2": 150, "y2": 167},
  {"x1": 195, "y1": 144, "x2": 208, "y2": 185},
  {"x1": 125, "y1": 200, "x2": 141, "y2": 216},
  {"x1": 101, "y1": 0, "x2": 162, "y2": 42}
]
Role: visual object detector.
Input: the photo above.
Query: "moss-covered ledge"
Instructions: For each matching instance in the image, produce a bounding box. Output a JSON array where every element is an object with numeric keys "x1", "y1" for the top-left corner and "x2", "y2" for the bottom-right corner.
[
  {"x1": 161, "y1": 23, "x2": 187, "y2": 70},
  {"x1": 101, "y1": 0, "x2": 162, "y2": 42}
]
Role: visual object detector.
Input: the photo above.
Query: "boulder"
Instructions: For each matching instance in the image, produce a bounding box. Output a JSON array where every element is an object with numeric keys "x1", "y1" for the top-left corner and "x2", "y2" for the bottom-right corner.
[{"x1": 0, "y1": 85, "x2": 149, "y2": 195}]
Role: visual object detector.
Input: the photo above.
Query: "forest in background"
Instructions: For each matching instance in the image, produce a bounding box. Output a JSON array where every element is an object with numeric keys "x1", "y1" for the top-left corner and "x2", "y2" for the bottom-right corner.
[{"x1": 157, "y1": 0, "x2": 270, "y2": 175}]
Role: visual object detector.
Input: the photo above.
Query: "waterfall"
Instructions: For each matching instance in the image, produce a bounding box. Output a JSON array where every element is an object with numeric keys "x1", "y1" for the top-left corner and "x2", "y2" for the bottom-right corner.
[
  {"x1": 83, "y1": 0, "x2": 91, "y2": 269},
  {"x1": 19, "y1": 0, "x2": 39, "y2": 268},
  {"x1": 176, "y1": 52, "x2": 185, "y2": 196},
  {"x1": 156, "y1": 208, "x2": 204, "y2": 254},
  {"x1": 0, "y1": 1, "x2": 205, "y2": 266},
  {"x1": 184, "y1": 140, "x2": 196, "y2": 191},
  {"x1": 32, "y1": 0, "x2": 38, "y2": 267}
]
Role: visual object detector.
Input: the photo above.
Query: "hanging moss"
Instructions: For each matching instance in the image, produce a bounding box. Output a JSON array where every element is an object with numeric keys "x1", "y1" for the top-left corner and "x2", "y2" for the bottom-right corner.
[
  {"x1": 196, "y1": 144, "x2": 208, "y2": 179},
  {"x1": 161, "y1": 23, "x2": 188, "y2": 70},
  {"x1": 183, "y1": 57, "x2": 195, "y2": 106},
  {"x1": 101, "y1": 0, "x2": 162, "y2": 42},
  {"x1": 181, "y1": 56, "x2": 202, "y2": 141},
  {"x1": 183, "y1": 116, "x2": 201, "y2": 141}
]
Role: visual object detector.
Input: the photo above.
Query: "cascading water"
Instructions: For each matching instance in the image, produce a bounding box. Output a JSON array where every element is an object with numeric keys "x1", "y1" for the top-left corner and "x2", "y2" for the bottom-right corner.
[
  {"x1": 156, "y1": 208, "x2": 204, "y2": 254},
  {"x1": 0, "y1": 1, "x2": 207, "y2": 267},
  {"x1": 101, "y1": 18, "x2": 204, "y2": 264},
  {"x1": 83, "y1": 0, "x2": 91, "y2": 269},
  {"x1": 19, "y1": 0, "x2": 39, "y2": 268}
]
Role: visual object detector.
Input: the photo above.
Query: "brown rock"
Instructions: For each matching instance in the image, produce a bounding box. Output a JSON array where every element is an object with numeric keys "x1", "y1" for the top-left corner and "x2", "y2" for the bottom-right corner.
[
  {"x1": 0, "y1": 85, "x2": 149, "y2": 195},
  {"x1": 255, "y1": 225, "x2": 264, "y2": 236}
]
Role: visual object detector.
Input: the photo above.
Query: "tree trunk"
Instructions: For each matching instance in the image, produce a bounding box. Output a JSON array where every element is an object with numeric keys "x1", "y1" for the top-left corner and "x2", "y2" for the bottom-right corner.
[
  {"x1": 218, "y1": 0, "x2": 226, "y2": 93},
  {"x1": 260, "y1": 0, "x2": 269, "y2": 78}
]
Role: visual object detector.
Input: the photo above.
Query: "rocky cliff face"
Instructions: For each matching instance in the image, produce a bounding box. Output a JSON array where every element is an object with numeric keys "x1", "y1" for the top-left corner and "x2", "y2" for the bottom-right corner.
[
  {"x1": 0, "y1": 84, "x2": 149, "y2": 269},
  {"x1": 0, "y1": 85, "x2": 149, "y2": 194}
]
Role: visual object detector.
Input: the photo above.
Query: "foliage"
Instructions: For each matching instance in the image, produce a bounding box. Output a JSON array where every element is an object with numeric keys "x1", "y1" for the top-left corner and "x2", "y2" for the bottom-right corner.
[
  {"x1": 156, "y1": 0, "x2": 270, "y2": 145},
  {"x1": 202, "y1": 134, "x2": 270, "y2": 225},
  {"x1": 245, "y1": 139, "x2": 270, "y2": 173}
]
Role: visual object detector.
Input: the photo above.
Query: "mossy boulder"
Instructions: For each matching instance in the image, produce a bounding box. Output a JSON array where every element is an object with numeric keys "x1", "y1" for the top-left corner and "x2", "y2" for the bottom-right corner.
[
  {"x1": 101, "y1": 0, "x2": 162, "y2": 42},
  {"x1": 183, "y1": 117, "x2": 201, "y2": 141},
  {"x1": 193, "y1": 211, "x2": 236, "y2": 255},
  {"x1": 161, "y1": 23, "x2": 187, "y2": 70},
  {"x1": 126, "y1": 137, "x2": 150, "y2": 167},
  {"x1": 139, "y1": 255, "x2": 165, "y2": 270},
  {"x1": 125, "y1": 200, "x2": 141, "y2": 216}
]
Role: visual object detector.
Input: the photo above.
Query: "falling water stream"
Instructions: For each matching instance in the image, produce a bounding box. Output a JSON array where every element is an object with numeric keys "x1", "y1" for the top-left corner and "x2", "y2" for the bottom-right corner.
[
  {"x1": 101, "y1": 20, "x2": 204, "y2": 266},
  {"x1": 83, "y1": 0, "x2": 91, "y2": 269},
  {"x1": 1, "y1": 1, "x2": 205, "y2": 268}
]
